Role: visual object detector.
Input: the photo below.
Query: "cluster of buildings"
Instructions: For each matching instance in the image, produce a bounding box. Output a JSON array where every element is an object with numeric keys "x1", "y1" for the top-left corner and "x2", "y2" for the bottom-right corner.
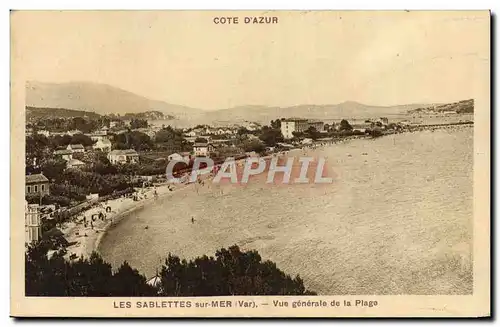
[
  {"x1": 24, "y1": 121, "x2": 257, "y2": 246},
  {"x1": 280, "y1": 117, "x2": 397, "y2": 139},
  {"x1": 50, "y1": 126, "x2": 139, "y2": 169}
]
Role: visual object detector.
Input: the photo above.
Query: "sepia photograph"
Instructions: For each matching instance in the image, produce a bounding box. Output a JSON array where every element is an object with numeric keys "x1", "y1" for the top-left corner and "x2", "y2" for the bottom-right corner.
[{"x1": 10, "y1": 10, "x2": 490, "y2": 317}]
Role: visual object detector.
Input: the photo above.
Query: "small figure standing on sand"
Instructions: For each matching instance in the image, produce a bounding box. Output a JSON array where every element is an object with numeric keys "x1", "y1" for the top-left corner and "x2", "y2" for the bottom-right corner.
[{"x1": 191, "y1": 216, "x2": 195, "y2": 224}]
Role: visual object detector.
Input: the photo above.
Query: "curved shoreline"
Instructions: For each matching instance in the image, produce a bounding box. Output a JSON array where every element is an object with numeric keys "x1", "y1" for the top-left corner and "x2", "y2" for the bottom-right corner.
[
  {"x1": 96, "y1": 126, "x2": 473, "y2": 294},
  {"x1": 81, "y1": 124, "x2": 473, "y2": 262},
  {"x1": 63, "y1": 182, "x2": 188, "y2": 260},
  {"x1": 93, "y1": 194, "x2": 158, "y2": 255}
]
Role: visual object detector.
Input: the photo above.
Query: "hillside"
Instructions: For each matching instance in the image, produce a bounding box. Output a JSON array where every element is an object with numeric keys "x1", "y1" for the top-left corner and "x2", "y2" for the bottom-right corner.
[
  {"x1": 121, "y1": 111, "x2": 176, "y2": 120},
  {"x1": 408, "y1": 99, "x2": 474, "y2": 114},
  {"x1": 26, "y1": 106, "x2": 102, "y2": 121},
  {"x1": 26, "y1": 81, "x2": 203, "y2": 118}
]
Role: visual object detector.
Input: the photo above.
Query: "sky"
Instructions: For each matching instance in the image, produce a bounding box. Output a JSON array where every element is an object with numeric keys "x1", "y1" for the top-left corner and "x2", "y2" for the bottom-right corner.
[{"x1": 11, "y1": 11, "x2": 490, "y2": 110}]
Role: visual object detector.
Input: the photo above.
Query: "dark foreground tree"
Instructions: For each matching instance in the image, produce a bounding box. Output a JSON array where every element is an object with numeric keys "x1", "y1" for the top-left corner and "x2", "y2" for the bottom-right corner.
[
  {"x1": 25, "y1": 242, "x2": 156, "y2": 296},
  {"x1": 158, "y1": 245, "x2": 315, "y2": 296},
  {"x1": 25, "y1": 242, "x2": 316, "y2": 296}
]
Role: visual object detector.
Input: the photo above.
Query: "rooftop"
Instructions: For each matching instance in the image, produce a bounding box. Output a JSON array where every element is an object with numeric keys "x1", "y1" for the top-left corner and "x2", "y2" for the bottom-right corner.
[
  {"x1": 26, "y1": 173, "x2": 49, "y2": 184},
  {"x1": 94, "y1": 138, "x2": 112, "y2": 145},
  {"x1": 282, "y1": 118, "x2": 308, "y2": 122},
  {"x1": 68, "y1": 144, "x2": 85, "y2": 149}
]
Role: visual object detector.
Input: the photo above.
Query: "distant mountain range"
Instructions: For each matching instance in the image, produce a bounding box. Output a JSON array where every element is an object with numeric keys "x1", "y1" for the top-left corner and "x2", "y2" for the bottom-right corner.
[
  {"x1": 202, "y1": 102, "x2": 431, "y2": 124},
  {"x1": 26, "y1": 81, "x2": 443, "y2": 125},
  {"x1": 26, "y1": 81, "x2": 203, "y2": 119}
]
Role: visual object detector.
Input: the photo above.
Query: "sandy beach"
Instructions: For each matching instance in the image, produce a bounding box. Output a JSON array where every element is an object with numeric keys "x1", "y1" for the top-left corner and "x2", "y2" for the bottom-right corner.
[
  {"x1": 61, "y1": 182, "x2": 184, "y2": 260},
  {"x1": 61, "y1": 164, "x2": 229, "y2": 260}
]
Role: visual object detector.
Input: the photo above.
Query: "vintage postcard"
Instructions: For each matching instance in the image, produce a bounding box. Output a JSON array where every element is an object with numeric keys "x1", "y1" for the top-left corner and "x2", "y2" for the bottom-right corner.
[{"x1": 10, "y1": 10, "x2": 490, "y2": 317}]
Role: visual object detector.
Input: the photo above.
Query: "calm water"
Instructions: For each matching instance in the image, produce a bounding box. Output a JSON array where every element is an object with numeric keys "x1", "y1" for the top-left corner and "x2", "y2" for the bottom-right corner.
[{"x1": 100, "y1": 127, "x2": 473, "y2": 294}]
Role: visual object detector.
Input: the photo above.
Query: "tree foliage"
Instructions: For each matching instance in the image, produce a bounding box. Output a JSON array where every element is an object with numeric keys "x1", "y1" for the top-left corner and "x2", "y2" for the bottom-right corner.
[
  {"x1": 154, "y1": 126, "x2": 190, "y2": 152},
  {"x1": 129, "y1": 118, "x2": 148, "y2": 129},
  {"x1": 258, "y1": 126, "x2": 283, "y2": 146},
  {"x1": 159, "y1": 245, "x2": 315, "y2": 296},
  {"x1": 25, "y1": 243, "x2": 156, "y2": 296},
  {"x1": 304, "y1": 126, "x2": 320, "y2": 140},
  {"x1": 339, "y1": 119, "x2": 353, "y2": 131},
  {"x1": 113, "y1": 131, "x2": 153, "y2": 151},
  {"x1": 25, "y1": 243, "x2": 316, "y2": 296},
  {"x1": 242, "y1": 139, "x2": 266, "y2": 154},
  {"x1": 70, "y1": 133, "x2": 94, "y2": 147},
  {"x1": 39, "y1": 159, "x2": 67, "y2": 183}
]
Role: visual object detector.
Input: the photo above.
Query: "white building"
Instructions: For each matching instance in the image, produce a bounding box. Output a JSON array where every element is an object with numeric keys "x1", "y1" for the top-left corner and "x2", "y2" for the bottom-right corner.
[
  {"x1": 66, "y1": 159, "x2": 86, "y2": 169},
  {"x1": 193, "y1": 142, "x2": 214, "y2": 157},
  {"x1": 93, "y1": 138, "x2": 112, "y2": 152},
  {"x1": 280, "y1": 118, "x2": 309, "y2": 139},
  {"x1": 107, "y1": 149, "x2": 140, "y2": 165}
]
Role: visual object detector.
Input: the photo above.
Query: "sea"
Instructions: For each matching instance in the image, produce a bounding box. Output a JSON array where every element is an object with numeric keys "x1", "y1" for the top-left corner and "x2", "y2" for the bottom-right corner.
[{"x1": 99, "y1": 127, "x2": 473, "y2": 295}]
